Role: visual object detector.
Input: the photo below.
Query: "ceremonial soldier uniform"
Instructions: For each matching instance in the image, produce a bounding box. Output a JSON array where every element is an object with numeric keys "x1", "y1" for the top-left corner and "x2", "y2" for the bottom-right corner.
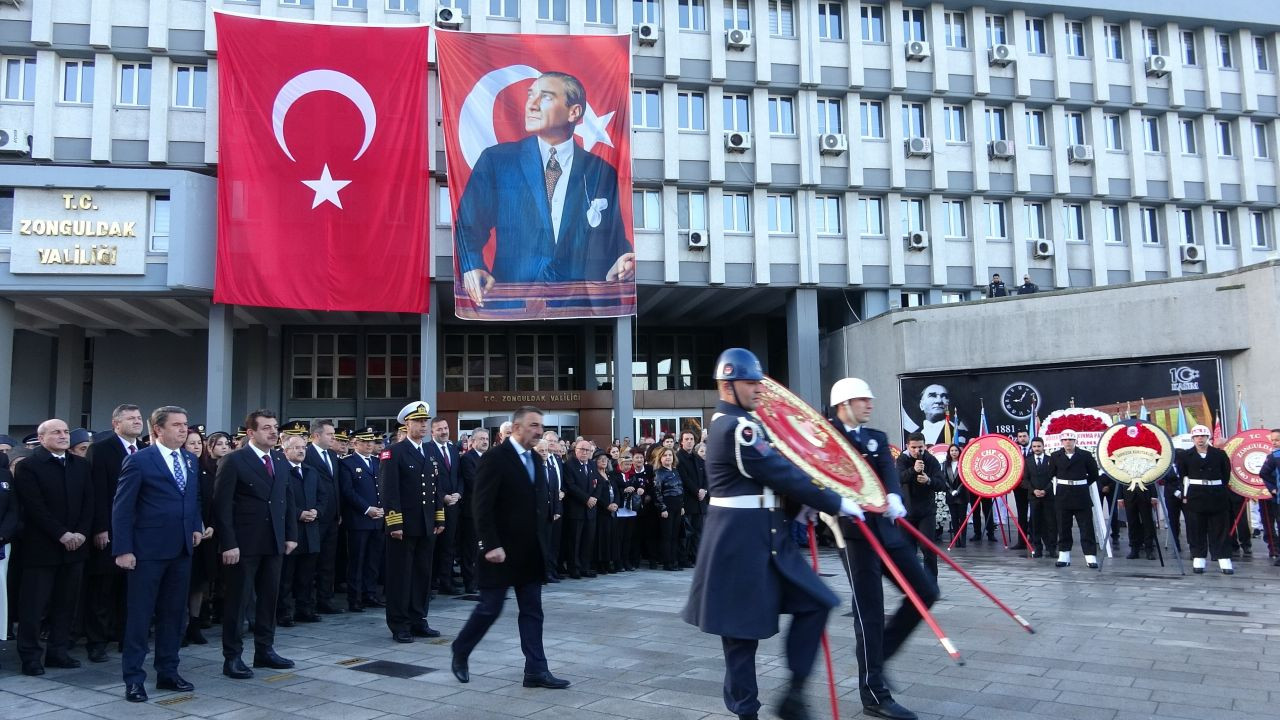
[
  {"x1": 340, "y1": 428, "x2": 384, "y2": 610},
  {"x1": 1046, "y1": 430, "x2": 1100, "y2": 568},
  {"x1": 1176, "y1": 426, "x2": 1234, "y2": 574},
  {"x1": 683, "y1": 349, "x2": 850, "y2": 720},
  {"x1": 380, "y1": 402, "x2": 445, "y2": 642}
]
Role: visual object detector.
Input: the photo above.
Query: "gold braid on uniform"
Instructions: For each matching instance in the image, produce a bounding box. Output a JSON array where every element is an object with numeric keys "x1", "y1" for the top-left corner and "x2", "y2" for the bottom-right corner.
[
  {"x1": 385, "y1": 511, "x2": 403, "y2": 528},
  {"x1": 435, "y1": 509, "x2": 446, "y2": 523}
]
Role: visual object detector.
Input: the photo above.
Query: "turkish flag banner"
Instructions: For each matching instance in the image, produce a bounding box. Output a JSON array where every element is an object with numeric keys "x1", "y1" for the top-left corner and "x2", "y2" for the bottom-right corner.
[
  {"x1": 437, "y1": 31, "x2": 635, "y2": 320},
  {"x1": 213, "y1": 13, "x2": 430, "y2": 313}
]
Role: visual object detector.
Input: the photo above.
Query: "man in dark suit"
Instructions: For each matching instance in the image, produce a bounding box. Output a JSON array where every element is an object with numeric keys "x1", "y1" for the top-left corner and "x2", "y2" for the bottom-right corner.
[
  {"x1": 457, "y1": 428, "x2": 489, "y2": 593},
  {"x1": 13, "y1": 418, "x2": 94, "y2": 676},
  {"x1": 675, "y1": 430, "x2": 707, "y2": 568},
  {"x1": 340, "y1": 428, "x2": 384, "y2": 611},
  {"x1": 426, "y1": 418, "x2": 462, "y2": 595},
  {"x1": 279, "y1": 435, "x2": 321, "y2": 625},
  {"x1": 561, "y1": 439, "x2": 599, "y2": 579},
  {"x1": 1022, "y1": 437, "x2": 1057, "y2": 558},
  {"x1": 535, "y1": 434, "x2": 564, "y2": 583},
  {"x1": 304, "y1": 420, "x2": 345, "y2": 614},
  {"x1": 455, "y1": 71, "x2": 634, "y2": 308},
  {"x1": 112, "y1": 406, "x2": 204, "y2": 702},
  {"x1": 214, "y1": 410, "x2": 298, "y2": 679},
  {"x1": 84, "y1": 403, "x2": 144, "y2": 664},
  {"x1": 450, "y1": 406, "x2": 570, "y2": 690}
]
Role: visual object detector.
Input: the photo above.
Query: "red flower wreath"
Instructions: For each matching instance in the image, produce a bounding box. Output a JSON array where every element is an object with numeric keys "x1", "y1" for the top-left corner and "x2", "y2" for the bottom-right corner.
[{"x1": 1106, "y1": 423, "x2": 1162, "y2": 455}]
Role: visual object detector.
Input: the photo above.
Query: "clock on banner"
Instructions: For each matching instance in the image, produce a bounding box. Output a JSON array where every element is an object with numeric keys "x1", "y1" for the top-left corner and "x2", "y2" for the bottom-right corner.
[{"x1": 1001, "y1": 382, "x2": 1040, "y2": 420}]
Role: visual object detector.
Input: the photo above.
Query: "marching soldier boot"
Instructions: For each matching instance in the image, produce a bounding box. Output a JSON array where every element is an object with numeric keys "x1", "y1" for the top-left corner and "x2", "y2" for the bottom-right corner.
[{"x1": 1177, "y1": 426, "x2": 1233, "y2": 577}]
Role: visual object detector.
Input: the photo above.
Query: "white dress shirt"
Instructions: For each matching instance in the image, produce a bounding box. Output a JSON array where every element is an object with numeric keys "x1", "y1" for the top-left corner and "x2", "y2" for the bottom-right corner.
[{"x1": 536, "y1": 136, "x2": 575, "y2": 242}]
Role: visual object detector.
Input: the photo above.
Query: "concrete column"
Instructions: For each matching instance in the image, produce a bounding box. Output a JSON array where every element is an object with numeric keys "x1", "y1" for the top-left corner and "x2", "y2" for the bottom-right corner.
[
  {"x1": 206, "y1": 304, "x2": 234, "y2": 435},
  {"x1": 54, "y1": 325, "x2": 85, "y2": 426},
  {"x1": 786, "y1": 289, "x2": 821, "y2": 408},
  {"x1": 421, "y1": 285, "x2": 438, "y2": 412},
  {"x1": 0, "y1": 299, "x2": 14, "y2": 434},
  {"x1": 612, "y1": 316, "x2": 634, "y2": 442}
]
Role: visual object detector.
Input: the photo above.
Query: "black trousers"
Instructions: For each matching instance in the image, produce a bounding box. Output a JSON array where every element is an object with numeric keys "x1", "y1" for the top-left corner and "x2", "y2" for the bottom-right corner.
[
  {"x1": 1263, "y1": 503, "x2": 1280, "y2": 558},
  {"x1": 659, "y1": 499, "x2": 684, "y2": 568},
  {"x1": 563, "y1": 518, "x2": 586, "y2": 575},
  {"x1": 314, "y1": 519, "x2": 339, "y2": 607},
  {"x1": 458, "y1": 513, "x2": 479, "y2": 589},
  {"x1": 971, "y1": 498, "x2": 996, "y2": 537},
  {"x1": 683, "y1": 512, "x2": 705, "y2": 565},
  {"x1": 122, "y1": 554, "x2": 191, "y2": 685},
  {"x1": 434, "y1": 506, "x2": 461, "y2": 590},
  {"x1": 945, "y1": 499, "x2": 968, "y2": 546},
  {"x1": 617, "y1": 516, "x2": 637, "y2": 569},
  {"x1": 278, "y1": 551, "x2": 318, "y2": 619},
  {"x1": 596, "y1": 513, "x2": 618, "y2": 570},
  {"x1": 1010, "y1": 486, "x2": 1030, "y2": 544},
  {"x1": 1056, "y1": 505, "x2": 1097, "y2": 555},
  {"x1": 1029, "y1": 498, "x2": 1057, "y2": 553},
  {"x1": 384, "y1": 532, "x2": 435, "y2": 633},
  {"x1": 543, "y1": 516, "x2": 561, "y2": 579},
  {"x1": 346, "y1": 529, "x2": 383, "y2": 603},
  {"x1": 1166, "y1": 491, "x2": 1185, "y2": 551},
  {"x1": 453, "y1": 583, "x2": 547, "y2": 675},
  {"x1": 17, "y1": 562, "x2": 84, "y2": 666},
  {"x1": 1228, "y1": 494, "x2": 1251, "y2": 552},
  {"x1": 220, "y1": 553, "x2": 282, "y2": 658},
  {"x1": 1124, "y1": 494, "x2": 1157, "y2": 550},
  {"x1": 1186, "y1": 509, "x2": 1230, "y2": 560},
  {"x1": 82, "y1": 551, "x2": 122, "y2": 651},
  {"x1": 906, "y1": 514, "x2": 938, "y2": 578}
]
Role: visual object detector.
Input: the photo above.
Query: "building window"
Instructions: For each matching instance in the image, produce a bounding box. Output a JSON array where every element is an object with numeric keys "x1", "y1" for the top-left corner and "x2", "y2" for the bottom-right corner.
[
  {"x1": 1180, "y1": 208, "x2": 1197, "y2": 245},
  {"x1": 723, "y1": 192, "x2": 751, "y2": 233},
  {"x1": 1181, "y1": 118, "x2": 1198, "y2": 154},
  {"x1": 333, "y1": 0, "x2": 369, "y2": 8},
  {"x1": 900, "y1": 292, "x2": 924, "y2": 308},
  {"x1": 1251, "y1": 211, "x2": 1269, "y2": 248},
  {"x1": 943, "y1": 11, "x2": 966, "y2": 49},
  {"x1": 1214, "y1": 209, "x2": 1232, "y2": 246},
  {"x1": 1254, "y1": 122, "x2": 1270, "y2": 159},
  {"x1": 985, "y1": 201, "x2": 1007, "y2": 239},
  {"x1": 1218, "y1": 120, "x2": 1234, "y2": 156},
  {"x1": 768, "y1": 95, "x2": 796, "y2": 135},
  {"x1": 860, "y1": 100, "x2": 884, "y2": 138},
  {"x1": 816, "y1": 97, "x2": 842, "y2": 134},
  {"x1": 1103, "y1": 205, "x2": 1123, "y2": 244},
  {"x1": 517, "y1": 334, "x2": 577, "y2": 391},
  {"x1": 814, "y1": 195, "x2": 842, "y2": 235},
  {"x1": 489, "y1": 0, "x2": 517, "y2": 18},
  {"x1": 860, "y1": 197, "x2": 884, "y2": 236},
  {"x1": 632, "y1": 0, "x2": 658, "y2": 24},
  {"x1": 367, "y1": 334, "x2": 421, "y2": 399},
  {"x1": 173, "y1": 64, "x2": 207, "y2": 109},
  {"x1": 631, "y1": 88, "x2": 660, "y2": 129},
  {"x1": 767, "y1": 194, "x2": 795, "y2": 234},
  {"x1": 723, "y1": 93, "x2": 750, "y2": 132},
  {"x1": 1025, "y1": 18, "x2": 1046, "y2": 55},
  {"x1": 985, "y1": 15, "x2": 1007, "y2": 48},
  {"x1": 1141, "y1": 207, "x2": 1160, "y2": 245},
  {"x1": 901, "y1": 7, "x2": 925, "y2": 42},
  {"x1": 1065, "y1": 21, "x2": 1086, "y2": 58},
  {"x1": 943, "y1": 105, "x2": 966, "y2": 142},
  {"x1": 437, "y1": 186, "x2": 452, "y2": 226},
  {"x1": 61, "y1": 60, "x2": 94, "y2": 104},
  {"x1": 860, "y1": 4, "x2": 884, "y2": 43},
  {"x1": 985, "y1": 107, "x2": 1008, "y2": 141},
  {"x1": 900, "y1": 197, "x2": 925, "y2": 234},
  {"x1": 817, "y1": 1, "x2": 843, "y2": 41},
  {"x1": 1025, "y1": 110, "x2": 1047, "y2": 147},
  {"x1": 943, "y1": 199, "x2": 966, "y2": 238},
  {"x1": 1104, "y1": 24, "x2": 1124, "y2": 60},
  {"x1": 942, "y1": 292, "x2": 967, "y2": 304},
  {"x1": 586, "y1": 0, "x2": 614, "y2": 24},
  {"x1": 678, "y1": 190, "x2": 707, "y2": 230},
  {"x1": 387, "y1": 0, "x2": 421, "y2": 10},
  {"x1": 679, "y1": 0, "x2": 707, "y2": 30},
  {"x1": 1144, "y1": 27, "x2": 1161, "y2": 56},
  {"x1": 768, "y1": 0, "x2": 794, "y2": 37},
  {"x1": 1105, "y1": 114, "x2": 1124, "y2": 151},
  {"x1": 541, "y1": 0, "x2": 568, "y2": 21},
  {"x1": 724, "y1": 0, "x2": 750, "y2": 30},
  {"x1": 118, "y1": 62, "x2": 151, "y2": 106},
  {"x1": 901, "y1": 102, "x2": 925, "y2": 139},
  {"x1": 1256, "y1": 36, "x2": 1271, "y2": 71},
  {"x1": 2, "y1": 56, "x2": 36, "y2": 101},
  {"x1": 633, "y1": 189, "x2": 661, "y2": 230},
  {"x1": 291, "y1": 333, "x2": 357, "y2": 399},
  {"x1": 1063, "y1": 204, "x2": 1085, "y2": 241},
  {"x1": 150, "y1": 194, "x2": 170, "y2": 252},
  {"x1": 678, "y1": 91, "x2": 706, "y2": 131},
  {"x1": 1219, "y1": 33, "x2": 1234, "y2": 68},
  {"x1": 1143, "y1": 116, "x2": 1161, "y2": 152},
  {"x1": 1183, "y1": 30, "x2": 1198, "y2": 66},
  {"x1": 1026, "y1": 202, "x2": 1046, "y2": 240},
  {"x1": 444, "y1": 334, "x2": 508, "y2": 392},
  {"x1": 0, "y1": 189, "x2": 15, "y2": 232},
  {"x1": 1066, "y1": 112, "x2": 1086, "y2": 145}
]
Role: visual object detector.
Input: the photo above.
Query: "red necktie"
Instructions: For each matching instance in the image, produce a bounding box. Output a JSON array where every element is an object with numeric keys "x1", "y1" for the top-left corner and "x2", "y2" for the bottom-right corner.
[{"x1": 263, "y1": 454, "x2": 274, "y2": 478}]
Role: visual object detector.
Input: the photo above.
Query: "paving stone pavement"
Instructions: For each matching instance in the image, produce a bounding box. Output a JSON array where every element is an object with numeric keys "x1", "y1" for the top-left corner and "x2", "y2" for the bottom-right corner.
[{"x1": 2, "y1": 541, "x2": 1277, "y2": 720}]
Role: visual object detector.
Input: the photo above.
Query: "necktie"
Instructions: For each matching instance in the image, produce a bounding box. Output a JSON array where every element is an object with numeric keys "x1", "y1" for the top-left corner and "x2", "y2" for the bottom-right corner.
[
  {"x1": 544, "y1": 147, "x2": 561, "y2": 205},
  {"x1": 441, "y1": 444, "x2": 451, "y2": 469},
  {"x1": 323, "y1": 451, "x2": 332, "y2": 475},
  {"x1": 263, "y1": 453, "x2": 274, "y2": 478},
  {"x1": 293, "y1": 466, "x2": 304, "y2": 482},
  {"x1": 522, "y1": 450, "x2": 535, "y2": 484},
  {"x1": 172, "y1": 451, "x2": 186, "y2": 493},
  {"x1": 127, "y1": 445, "x2": 136, "y2": 455}
]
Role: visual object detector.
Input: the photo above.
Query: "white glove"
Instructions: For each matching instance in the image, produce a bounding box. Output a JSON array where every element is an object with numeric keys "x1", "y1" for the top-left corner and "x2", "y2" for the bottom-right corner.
[
  {"x1": 1173, "y1": 490, "x2": 1182, "y2": 498},
  {"x1": 793, "y1": 505, "x2": 818, "y2": 524},
  {"x1": 885, "y1": 493, "x2": 907, "y2": 521},
  {"x1": 839, "y1": 498, "x2": 865, "y2": 521}
]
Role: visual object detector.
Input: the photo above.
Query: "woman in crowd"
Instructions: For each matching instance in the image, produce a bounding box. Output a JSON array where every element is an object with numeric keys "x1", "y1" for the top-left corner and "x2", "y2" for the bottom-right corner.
[
  {"x1": 593, "y1": 450, "x2": 620, "y2": 574},
  {"x1": 185, "y1": 429, "x2": 227, "y2": 644},
  {"x1": 0, "y1": 450, "x2": 18, "y2": 670},
  {"x1": 616, "y1": 455, "x2": 642, "y2": 571},
  {"x1": 652, "y1": 447, "x2": 685, "y2": 571},
  {"x1": 942, "y1": 444, "x2": 969, "y2": 548},
  {"x1": 632, "y1": 448, "x2": 661, "y2": 569}
]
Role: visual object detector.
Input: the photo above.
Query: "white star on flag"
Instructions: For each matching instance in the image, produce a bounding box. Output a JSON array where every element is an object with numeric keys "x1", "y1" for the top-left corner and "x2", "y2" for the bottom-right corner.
[
  {"x1": 574, "y1": 102, "x2": 615, "y2": 152},
  {"x1": 302, "y1": 164, "x2": 352, "y2": 209}
]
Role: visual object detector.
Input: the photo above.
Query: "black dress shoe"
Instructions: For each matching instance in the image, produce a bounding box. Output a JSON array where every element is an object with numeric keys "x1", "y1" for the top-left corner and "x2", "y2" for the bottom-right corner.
[
  {"x1": 185, "y1": 623, "x2": 207, "y2": 645},
  {"x1": 22, "y1": 663, "x2": 45, "y2": 676},
  {"x1": 1126, "y1": 549, "x2": 1140, "y2": 559},
  {"x1": 278, "y1": 617, "x2": 296, "y2": 628},
  {"x1": 738, "y1": 715, "x2": 758, "y2": 720},
  {"x1": 1221, "y1": 568, "x2": 1235, "y2": 575},
  {"x1": 778, "y1": 688, "x2": 808, "y2": 720},
  {"x1": 223, "y1": 658, "x2": 253, "y2": 679},
  {"x1": 583, "y1": 571, "x2": 597, "y2": 578},
  {"x1": 392, "y1": 630, "x2": 413, "y2": 643},
  {"x1": 438, "y1": 585, "x2": 461, "y2": 596},
  {"x1": 1030, "y1": 551, "x2": 1043, "y2": 559},
  {"x1": 362, "y1": 597, "x2": 386, "y2": 608},
  {"x1": 568, "y1": 572, "x2": 582, "y2": 579},
  {"x1": 411, "y1": 625, "x2": 441, "y2": 638},
  {"x1": 87, "y1": 645, "x2": 108, "y2": 663},
  {"x1": 1086, "y1": 561, "x2": 1100, "y2": 569},
  {"x1": 523, "y1": 671, "x2": 570, "y2": 689},
  {"x1": 316, "y1": 604, "x2": 343, "y2": 614},
  {"x1": 126, "y1": 682, "x2": 148, "y2": 703},
  {"x1": 253, "y1": 649, "x2": 295, "y2": 669},
  {"x1": 451, "y1": 652, "x2": 469, "y2": 683},
  {"x1": 46, "y1": 655, "x2": 81, "y2": 669},
  {"x1": 156, "y1": 675, "x2": 194, "y2": 692},
  {"x1": 863, "y1": 700, "x2": 918, "y2": 720},
  {"x1": 296, "y1": 613, "x2": 322, "y2": 623},
  {"x1": 1146, "y1": 548, "x2": 1157, "y2": 560},
  {"x1": 1193, "y1": 567, "x2": 1206, "y2": 574},
  {"x1": 545, "y1": 576, "x2": 560, "y2": 583},
  {"x1": 347, "y1": 603, "x2": 365, "y2": 613}
]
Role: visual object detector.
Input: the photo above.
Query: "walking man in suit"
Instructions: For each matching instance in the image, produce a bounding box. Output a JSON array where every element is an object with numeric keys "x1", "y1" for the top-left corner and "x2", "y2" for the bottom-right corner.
[
  {"x1": 427, "y1": 418, "x2": 463, "y2": 595},
  {"x1": 305, "y1": 420, "x2": 345, "y2": 614},
  {"x1": 214, "y1": 410, "x2": 297, "y2": 679},
  {"x1": 451, "y1": 406, "x2": 570, "y2": 690},
  {"x1": 458, "y1": 428, "x2": 489, "y2": 593},
  {"x1": 341, "y1": 428, "x2": 384, "y2": 611},
  {"x1": 112, "y1": 406, "x2": 204, "y2": 702}
]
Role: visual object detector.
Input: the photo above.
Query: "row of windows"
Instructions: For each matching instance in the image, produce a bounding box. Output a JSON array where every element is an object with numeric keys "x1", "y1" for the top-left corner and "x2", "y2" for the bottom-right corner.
[
  {"x1": 1, "y1": 57, "x2": 207, "y2": 108},
  {"x1": 232, "y1": 0, "x2": 421, "y2": 11}
]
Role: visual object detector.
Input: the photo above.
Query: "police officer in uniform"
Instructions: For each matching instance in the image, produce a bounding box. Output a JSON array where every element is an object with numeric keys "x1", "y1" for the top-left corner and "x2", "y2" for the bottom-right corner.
[
  {"x1": 1177, "y1": 425, "x2": 1234, "y2": 575},
  {"x1": 829, "y1": 378, "x2": 932, "y2": 720},
  {"x1": 380, "y1": 402, "x2": 445, "y2": 643},
  {"x1": 1047, "y1": 429, "x2": 1100, "y2": 568},
  {"x1": 683, "y1": 349, "x2": 863, "y2": 720}
]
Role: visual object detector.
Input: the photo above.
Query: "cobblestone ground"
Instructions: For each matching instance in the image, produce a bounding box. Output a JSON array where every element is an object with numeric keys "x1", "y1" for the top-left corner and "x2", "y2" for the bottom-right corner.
[{"x1": 1, "y1": 540, "x2": 1276, "y2": 720}]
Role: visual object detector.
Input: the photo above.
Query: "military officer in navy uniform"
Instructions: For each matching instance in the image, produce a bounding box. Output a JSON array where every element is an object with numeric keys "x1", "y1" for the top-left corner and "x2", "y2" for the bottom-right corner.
[
  {"x1": 683, "y1": 349, "x2": 864, "y2": 720},
  {"x1": 1177, "y1": 425, "x2": 1234, "y2": 575},
  {"x1": 380, "y1": 402, "x2": 445, "y2": 643},
  {"x1": 1046, "y1": 429, "x2": 1100, "y2": 568},
  {"x1": 828, "y1": 378, "x2": 933, "y2": 720},
  {"x1": 341, "y1": 428, "x2": 384, "y2": 611}
]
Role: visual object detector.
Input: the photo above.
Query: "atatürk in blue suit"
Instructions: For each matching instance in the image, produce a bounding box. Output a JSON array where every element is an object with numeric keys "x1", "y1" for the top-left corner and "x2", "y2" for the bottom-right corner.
[
  {"x1": 112, "y1": 443, "x2": 203, "y2": 686},
  {"x1": 455, "y1": 136, "x2": 629, "y2": 284}
]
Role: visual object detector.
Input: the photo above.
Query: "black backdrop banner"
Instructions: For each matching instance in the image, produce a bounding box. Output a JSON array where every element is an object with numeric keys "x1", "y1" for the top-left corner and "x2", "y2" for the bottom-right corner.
[{"x1": 899, "y1": 357, "x2": 1223, "y2": 445}]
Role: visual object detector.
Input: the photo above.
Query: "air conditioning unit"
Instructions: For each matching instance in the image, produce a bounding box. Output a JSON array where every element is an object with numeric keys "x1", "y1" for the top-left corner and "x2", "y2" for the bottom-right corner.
[
  {"x1": 435, "y1": 6, "x2": 462, "y2": 28},
  {"x1": 1180, "y1": 243, "x2": 1204, "y2": 263},
  {"x1": 686, "y1": 230, "x2": 709, "y2": 249},
  {"x1": 1067, "y1": 143, "x2": 1095, "y2": 164},
  {"x1": 905, "y1": 136, "x2": 932, "y2": 157},
  {"x1": 988, "y1": 139, "x2": 1015, "y2": 159},
  {"x1": 724, "y1": 130, "x2": 752, "y2": 152},
  {"x1": 1145, "y1": 55, "x2": 1172, "y2": 77},
  {"x1": 0, "y1": 128, "x2": 31, "y2": 155},
  {"x1": 636, "y1": 23, "x2": 659, "y2": 46},
  {"x1": 989, "y1": 43, "x2": 1016, "y2": 66},
  {"x1": 1033, "y1": 239, "x2": 1054, "y2": 258},
  {"x1": 906, "y1": 40, "x2": 931, "y2": 61},
  {"x1": 906, "y1": 231, "x2": 930, "y2": 250},
  {"x1": 818, "y1": 133, "x2": 848, "y2": 155},
  {"x1": 727, "y1": 28, "x2": 752, "y2": 50}
]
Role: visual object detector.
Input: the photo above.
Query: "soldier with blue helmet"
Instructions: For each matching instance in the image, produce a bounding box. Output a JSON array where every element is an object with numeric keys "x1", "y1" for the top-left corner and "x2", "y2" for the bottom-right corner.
[{"x1": 682, "y1": 348, "x2": 865, "y2": 720}]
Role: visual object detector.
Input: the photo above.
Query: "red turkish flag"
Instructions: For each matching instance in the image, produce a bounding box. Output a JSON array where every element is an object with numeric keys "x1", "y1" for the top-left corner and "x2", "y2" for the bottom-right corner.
[{"x1": 213, "y1": 14, "x2": 430, "y2": 313}]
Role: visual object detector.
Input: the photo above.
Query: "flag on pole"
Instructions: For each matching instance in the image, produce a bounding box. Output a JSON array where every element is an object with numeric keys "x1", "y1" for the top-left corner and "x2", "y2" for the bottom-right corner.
[
  {"x1": 1237, "y1": 390, "x2": 1250, "y2": 432},
  {"x1": 979, "y1": 402, "x2": 989, "y2": 435},
  {"x1": 1212, "y1": 414, "x2": 1225, "y2": 443},
  {"x1": 1138, "y1": 398, "x2": 1149, "y2": 421},
  {"x1": 1176, "y1": 394, "x2": 1190, "y2": 436},
  {"x1": 943, "y1": 410, "x2": 953, "y2": 445}
]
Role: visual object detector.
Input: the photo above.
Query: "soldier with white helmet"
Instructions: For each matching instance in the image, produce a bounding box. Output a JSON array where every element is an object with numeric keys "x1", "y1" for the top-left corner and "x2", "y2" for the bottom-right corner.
[
  {"x1": 1047, "y1": 429, "x2": 1100, "y2": 568},
  {"x1": 1176, "y1": 425, "x2": 1235, "y2": 575}
]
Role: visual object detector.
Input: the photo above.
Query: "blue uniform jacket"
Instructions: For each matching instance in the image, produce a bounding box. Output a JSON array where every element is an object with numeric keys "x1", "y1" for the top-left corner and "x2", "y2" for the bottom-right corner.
[
  {"x1": 682, "y1": 400, "x2": 844, "y2": 640},
  {"x1": 832, "y1": 422, "x2": 909, "y2": 548},
  {"x1": 111, "y1": 444, "x2": 203, "y2": 560},
  {"x1": 340, "y1": 453, "x2": 382, "y2": 531}
]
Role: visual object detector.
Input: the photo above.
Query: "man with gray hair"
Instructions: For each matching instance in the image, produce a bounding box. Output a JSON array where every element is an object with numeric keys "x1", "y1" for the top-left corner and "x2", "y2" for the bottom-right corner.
[
  {"x1": 498, "y1": 421, "x2": 513, "y2": 445},
  {"x1": 458, "y1": 428, "x2": 489, "y2": 594}
]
